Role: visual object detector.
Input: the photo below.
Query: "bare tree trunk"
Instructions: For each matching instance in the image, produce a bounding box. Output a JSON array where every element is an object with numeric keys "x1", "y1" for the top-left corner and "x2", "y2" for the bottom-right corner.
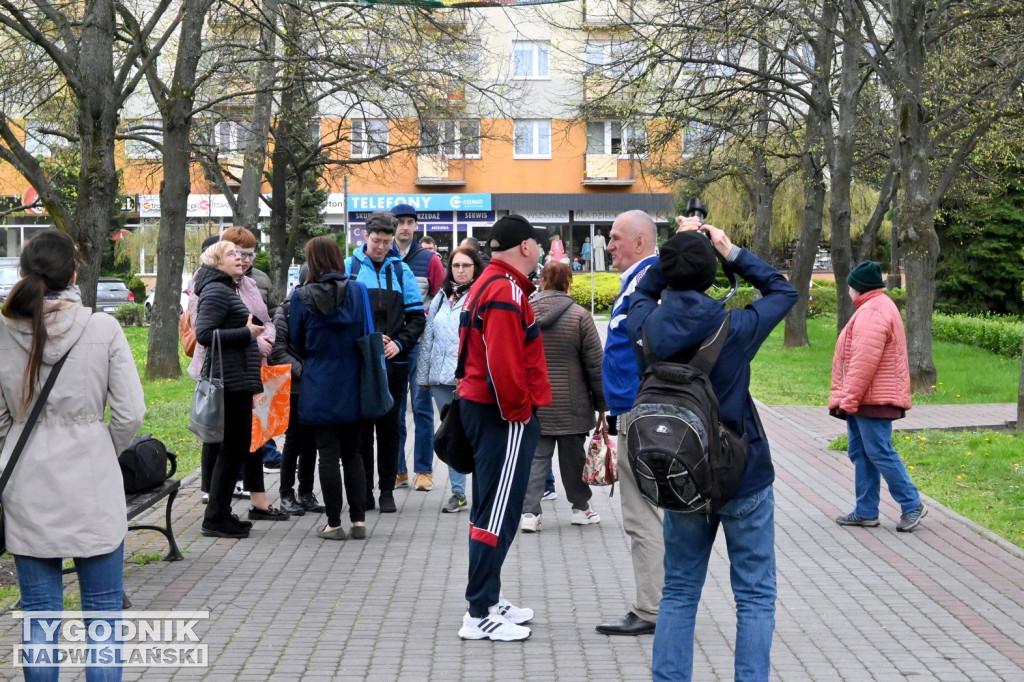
[
  {"x1": 267, "y1": 80, "x2": 294, "y2": 299},
  {"x1": 828, "y1": 0, "x2": 859, "y2": 331},
  {"x1": 69, "y1": 0, "x2": 118, "y2": 310},
  {"x1": 856, "y1": 166, "x2": 897, "y2": 261},
  {"x1": 1017, "y1": 337, "x2": 1024, "y2": 431},
  {"x1": 145, "y1": 0, "x2": 212, "y2": 379},
  {"x1": 893, "y1": 0, "x2": 938, "y2": 393},
  {"x1": 784, "y1": 162, "x2": 826, "y2": 347},
  {"x1": 234, "y1": 0, "x2": 280, "y2": 232},
  {"x1": 750, "y1": 42, "x2": 773, "y2": 261}
]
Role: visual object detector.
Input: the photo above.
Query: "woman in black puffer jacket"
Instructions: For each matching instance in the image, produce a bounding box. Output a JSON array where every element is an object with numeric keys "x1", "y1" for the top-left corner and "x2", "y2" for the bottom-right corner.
[{"x1": 194, "y1": 241, "x2": 266, "y2": 538}]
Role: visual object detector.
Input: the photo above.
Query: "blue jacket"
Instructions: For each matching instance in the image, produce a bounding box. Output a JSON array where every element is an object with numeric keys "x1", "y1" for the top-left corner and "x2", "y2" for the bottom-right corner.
[
  {"x1": 602, "y1": 255, "x2": 659, "y2": 416},
  {"x1": 627, "y1": 248, "x2": 797, "y2": 499},
  {"x1": 345, "y1": 247, "x2": 425, "y2": 362},
  {"x1": 288, "y1": 273, "x2": 368, "y2": 425}
]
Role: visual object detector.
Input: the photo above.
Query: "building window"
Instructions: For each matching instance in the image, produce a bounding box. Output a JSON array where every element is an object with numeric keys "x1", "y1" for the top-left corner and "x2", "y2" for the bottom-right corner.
[
  {"x1": 124, "y1": 119, "x2": 163, "y2": 159},
  {"x1": 351, "y1": 118, "x2": 389, "y2": 158},
  {"x1": 513, "y1": 120, "x2": 551, "y2": 158},
  {"x1": 215, "y1": 120, "x2": 254, "y2": 154},
  {"x1": 24, "y1": 123, "x2": 63, "y2": 158},
  {"x1": 583, "y1": 40, "x2": 641, "y2": 78},
  {"x1": 682, "y1": 122, "x2": 714, "y2": 158},
  {"x1": 513, "y1": 41, "x2": 550, "y2": 79},
  {"x1": 586, "y1": 120, "x2": 647, "y2": 158},
  {"x1": 420, "y1": 119, "x2": 481, "y2": 158}
]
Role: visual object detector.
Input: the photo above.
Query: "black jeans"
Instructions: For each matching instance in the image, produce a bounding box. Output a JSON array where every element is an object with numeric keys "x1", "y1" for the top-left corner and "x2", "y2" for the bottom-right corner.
[
  {"x1": 205, "y1": 391, "x2": 254, "y2": 523},
  {"x1": 201, "y1": 432, "x2": 264, "y2": 494},
  {"x1": 315, "y1": 423, "x2": 366, "y2": 527},
  {"x1": 360, "y1": 361, "x2": 409, "y2": 499},
  {"x1": 280, "y1": 398, "x2": 316, "y2": 498}
]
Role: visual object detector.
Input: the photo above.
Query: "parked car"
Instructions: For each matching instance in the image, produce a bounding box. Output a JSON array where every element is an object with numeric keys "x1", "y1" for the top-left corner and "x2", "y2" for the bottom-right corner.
[
  {"x1": 0, "y1": 266, "x2": 19, "y2": 303},
  {"x1": 145, "y1": 272, "x2": 191, "y2": 318},
  {"x1": 95, "y1": 277, "x2": 134, "y2": 313}
]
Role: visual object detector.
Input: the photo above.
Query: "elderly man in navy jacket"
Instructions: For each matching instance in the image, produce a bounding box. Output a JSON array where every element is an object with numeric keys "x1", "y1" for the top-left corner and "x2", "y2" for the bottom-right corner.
[{"x1": 628, "y1": 221, "x2": 796, "y2": 682}]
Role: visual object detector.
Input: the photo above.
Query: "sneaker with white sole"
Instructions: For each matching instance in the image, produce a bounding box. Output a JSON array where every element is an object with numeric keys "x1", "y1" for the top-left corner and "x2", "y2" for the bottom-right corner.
[
  {"x1": 493, "y1": 597, "x2": 534, "y2": 625},
  {"x1": 896, "y1": 504, "x2": 928, "y2": 532},
  {"x1": 520, "y1": 513, "x2": 541, "y2": 533},
  {"x1": 541, "y1": 490, "x2": 557, "y2": 501},
  {"x1": 571, "y1": 508, "x2": 601, "y2": 525},
  {"x1": 232, "y1": 482, "x2": 250, "y2": 499},
  {"x1": 458, "y1": 611, "x2": 531, "y2": 642}
]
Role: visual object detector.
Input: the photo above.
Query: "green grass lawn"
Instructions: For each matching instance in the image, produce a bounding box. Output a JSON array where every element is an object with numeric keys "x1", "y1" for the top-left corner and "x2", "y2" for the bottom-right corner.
[
  {"x1": 830, "y1": 430, "x2": 1024, "y2": 549},
  {"x1": 123, "y1": 328, "x2": 202, "y2": 477},
  {"x1": 750, "y1": 315, "x2": 1021, "y2": 406}
]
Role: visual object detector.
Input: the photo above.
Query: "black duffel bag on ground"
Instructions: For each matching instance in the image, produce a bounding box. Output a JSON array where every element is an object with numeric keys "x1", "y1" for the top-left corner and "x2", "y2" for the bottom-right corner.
[
  {"x1": 119, "y1": 434, "x2": 177, "y2": 494},
  {"x1": 434, "y1": 399, "x2": 475, "y2": 475}
]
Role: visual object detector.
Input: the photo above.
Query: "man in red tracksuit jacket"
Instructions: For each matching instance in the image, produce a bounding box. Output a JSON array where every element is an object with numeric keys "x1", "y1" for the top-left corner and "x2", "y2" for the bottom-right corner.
[{"x1": 456, "y1": 214, "x2": 552, "y2": 642}]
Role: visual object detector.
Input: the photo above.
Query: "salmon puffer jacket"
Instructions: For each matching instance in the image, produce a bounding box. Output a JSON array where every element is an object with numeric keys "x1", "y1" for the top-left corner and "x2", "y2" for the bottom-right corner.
[{"x1": 829, "y1": 288, "x2": 911, "y2": 415}]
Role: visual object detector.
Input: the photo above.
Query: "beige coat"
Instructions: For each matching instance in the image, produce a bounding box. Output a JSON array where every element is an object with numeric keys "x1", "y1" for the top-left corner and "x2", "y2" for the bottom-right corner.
[{"x1": 0, "y1": 287, "x2": 145, "y2": 558}]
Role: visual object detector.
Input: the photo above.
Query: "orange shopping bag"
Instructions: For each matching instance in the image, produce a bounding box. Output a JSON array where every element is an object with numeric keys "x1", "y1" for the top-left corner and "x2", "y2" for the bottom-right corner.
[{"x1": 251, "y1": 364, "x2": 291, "y2": 452}]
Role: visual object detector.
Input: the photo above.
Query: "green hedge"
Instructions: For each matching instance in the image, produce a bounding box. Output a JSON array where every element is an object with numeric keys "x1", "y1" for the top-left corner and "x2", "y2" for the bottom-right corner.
[
  {"x1": 932, "y1": 314, "x2": 1024, "y2": 358},
  {"x1": 569, "y1": 273, "x2": 622, "y2": 312},
  {"x1": 114, "y1": 303, "x2": 147, "y2": 326}
]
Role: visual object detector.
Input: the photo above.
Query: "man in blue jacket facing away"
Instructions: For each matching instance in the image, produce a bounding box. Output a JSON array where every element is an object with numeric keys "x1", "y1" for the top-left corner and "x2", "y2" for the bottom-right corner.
[
  {"x1": 628, "y1": 221, "x2": 796, "y2": 682},
  {"x1": 345, "y1": 212, "x2": 425, "y2": 513}
]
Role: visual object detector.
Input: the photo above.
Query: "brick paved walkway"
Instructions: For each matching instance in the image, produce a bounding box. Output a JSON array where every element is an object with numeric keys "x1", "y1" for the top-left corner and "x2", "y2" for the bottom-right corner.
[{"x1": 1, "y1": 401, "x2": 1021, "y2": 681}]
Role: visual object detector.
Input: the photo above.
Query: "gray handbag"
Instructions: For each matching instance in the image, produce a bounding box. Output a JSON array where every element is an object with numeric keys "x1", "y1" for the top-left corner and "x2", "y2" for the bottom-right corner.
[{"x1": 188, "y1": 330, "x2": 224, "y2": 442}]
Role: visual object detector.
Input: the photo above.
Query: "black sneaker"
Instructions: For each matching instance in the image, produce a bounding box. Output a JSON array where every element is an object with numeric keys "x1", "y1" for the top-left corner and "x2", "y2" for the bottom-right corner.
[
  {"x1": 897, "y1": 505, "x2": 928, "y2": 532},
  {"x1": 378, "y1": 492, "x2": 397, "y2": 513},
  {"x1": 836, "y1": 512, "x2": 881, "y2": 527},
  {"x1": 248, "y1": 505, "x2": 291, "y2": 521},
  {"x1": 279, "y1": 494, "x2": 306, "y2": 516},
  {"x1": 201, "y1": 519, "x2": 249, "y2": 539},
  {"x1": 298, "y1": 492, "x2": 326, "y2": 513},
  {"x1": 443, "y1": 493, "x2": 468, "y2": 514}
]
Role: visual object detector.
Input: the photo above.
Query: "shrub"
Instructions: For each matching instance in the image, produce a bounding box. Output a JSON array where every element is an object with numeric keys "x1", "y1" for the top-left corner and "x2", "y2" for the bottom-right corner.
[
  {"x1": 569, "y1": 273, "x2": 621, "y2": 312},
  {"x1": 807, "y1": 285, "x2": 837, "y2": 317},
  {"x1": 113, "y1": 303, "x2": 147, "y2": 326},
  {"x1": 932, "y1": 314, "x2": 1024, "y2": 358},
  {"x1": 124, "y1": 275, "x2": 147, "y2": 302}
]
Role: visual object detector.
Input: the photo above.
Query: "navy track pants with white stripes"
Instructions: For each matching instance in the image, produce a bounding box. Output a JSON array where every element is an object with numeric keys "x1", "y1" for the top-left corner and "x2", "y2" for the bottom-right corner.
[{"x1": 461, "y1": 399, "x2": 540, "y2": 617}]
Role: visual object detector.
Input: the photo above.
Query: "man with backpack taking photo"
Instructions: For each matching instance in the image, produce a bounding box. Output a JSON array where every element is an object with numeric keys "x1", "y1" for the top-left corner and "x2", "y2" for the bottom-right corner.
[{"x1": 627, "y1": 220, "x2": 796, "y2": 682}]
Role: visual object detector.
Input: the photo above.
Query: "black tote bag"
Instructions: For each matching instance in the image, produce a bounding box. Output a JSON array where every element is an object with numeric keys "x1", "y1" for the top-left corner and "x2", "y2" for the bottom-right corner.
[{"x1": 356, "y1": 282, "x2": 394, "y2": 420}]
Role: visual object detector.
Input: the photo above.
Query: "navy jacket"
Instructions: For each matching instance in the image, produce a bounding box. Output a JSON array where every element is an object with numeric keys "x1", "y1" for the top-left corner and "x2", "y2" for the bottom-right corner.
[
  {"x1": 289, "y1": 273, "x2": 368, "y2": 425},
  {"x1": 628, "y1": 248, "x2": 797, "y2": 499}
]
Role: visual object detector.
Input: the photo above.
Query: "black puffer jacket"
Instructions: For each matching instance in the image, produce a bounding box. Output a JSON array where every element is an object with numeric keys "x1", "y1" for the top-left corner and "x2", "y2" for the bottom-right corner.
[{"x1": 193, "y1": 265, "x2": 263, "y2": 394}]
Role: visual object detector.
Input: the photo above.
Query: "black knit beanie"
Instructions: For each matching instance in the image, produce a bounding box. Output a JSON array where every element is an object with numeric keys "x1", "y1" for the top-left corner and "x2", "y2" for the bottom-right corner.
[{"x1": 659, "y1": 232, "x2": 718, "y2": 292}]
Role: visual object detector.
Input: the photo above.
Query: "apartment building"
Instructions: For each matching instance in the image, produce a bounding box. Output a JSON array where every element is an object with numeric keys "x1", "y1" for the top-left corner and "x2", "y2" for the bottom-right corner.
[{"x1": 0, "y1": 0, "x2": 679, "y2": 267}]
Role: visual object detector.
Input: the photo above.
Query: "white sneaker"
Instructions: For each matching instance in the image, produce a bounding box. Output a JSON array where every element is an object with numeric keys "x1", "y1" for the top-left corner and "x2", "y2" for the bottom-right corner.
[
  {"x1": 520, "y1": 513, "x2": 541, "y2": 533},
  {"x1": 541, "y1": 490, "x2": 557, "y2": 501},
  {"x1": 493, "y1": 596, "x2": 534, "y2": 625},
  {"x1": 571, "y1": 508, "x2": 601, "y2": 525},
  {"x1": 232, "y1": 483, "x2": 251, "y2": 499},
  {"x1": 458, "y1": 611, "x2": 531, "y2": 642}
]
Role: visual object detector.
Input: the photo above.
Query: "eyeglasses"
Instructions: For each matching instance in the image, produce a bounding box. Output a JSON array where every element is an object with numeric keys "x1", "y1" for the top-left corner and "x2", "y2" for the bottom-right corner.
[
  {"x1": 237, "y1": 251, "x2": 255, "y2": 260},
  {"x1": 451, "y1": 263, "x2": 474, "y2": 270}
]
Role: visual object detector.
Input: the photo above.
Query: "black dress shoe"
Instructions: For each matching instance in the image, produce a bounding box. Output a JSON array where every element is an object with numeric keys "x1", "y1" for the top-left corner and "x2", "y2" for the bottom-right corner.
[
  {"x1": 230, "y1": 513, "x2": 253, "y2": 530},
  {"x1": 201, "y1": 519, "x2": 249, "y2": 539},
  {"x1": 596, "y1": 612, "x2": 656, "y2": 636},
  {"x1": 378, "y1": 492, "x2": 397, "y2": 513},
  {"x1": 279, "y1": 494, "x2": 306, "y2": 516},
  {"x1": 298, "y1": 492, "x2": 326, "y2": 513}
]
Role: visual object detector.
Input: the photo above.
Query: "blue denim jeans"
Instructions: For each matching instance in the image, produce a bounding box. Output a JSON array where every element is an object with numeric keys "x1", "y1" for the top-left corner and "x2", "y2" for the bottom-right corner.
[
  {"x1": 397, "y1": 346, "x2": 437, "y2": 475},
  {"x1": 652, "y1": 487, "x2": 776, "y2": 682},
  {"x1": 429, "y1": 384, "x2": 466, "y2": 495},
  {"x1": 14, "y1": 542, "x2": 125, "y2": 682},
  {"x1": 846, "y1": 415, "x2": 921, "y2": 517}
]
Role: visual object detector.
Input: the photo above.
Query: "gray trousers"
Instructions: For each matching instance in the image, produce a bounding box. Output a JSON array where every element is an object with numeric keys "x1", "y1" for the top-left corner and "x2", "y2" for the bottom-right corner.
[
  {"x1": 522, "y1": 434, "x2": 592, "y2": 515},
  {"x1": 617, "y1": 428, "x2": 665, "y2": 622}
]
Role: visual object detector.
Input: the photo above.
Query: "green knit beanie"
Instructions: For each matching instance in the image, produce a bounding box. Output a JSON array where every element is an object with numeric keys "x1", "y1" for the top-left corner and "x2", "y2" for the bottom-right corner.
[{"x1": 847, "y1": 260, "x2": 885, "y2": 293}]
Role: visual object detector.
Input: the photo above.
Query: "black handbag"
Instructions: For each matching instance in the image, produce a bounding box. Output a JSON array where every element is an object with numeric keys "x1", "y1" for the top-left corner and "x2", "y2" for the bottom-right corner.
[
  {"x1": 118, "y1": 434, "x2": 178, "y2": 494},
  {"x1": 432, "y1": 274, "x2": 506, "y2": 475},
  {"x1": 0, "y1": 349, "x2": 72, "y2": 554},
  {"x1": 356, "y1": 282, "x2": 395, "y2": 420}
]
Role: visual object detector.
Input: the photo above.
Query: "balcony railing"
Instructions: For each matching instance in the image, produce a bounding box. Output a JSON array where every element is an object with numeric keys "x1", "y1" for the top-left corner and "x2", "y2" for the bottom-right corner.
[
  {"x1": 415, "y1": 156, "x2": 467, "y2": 186},
  {"x1": 582, "y1": 154, "x2": 635, "y2": 185}
]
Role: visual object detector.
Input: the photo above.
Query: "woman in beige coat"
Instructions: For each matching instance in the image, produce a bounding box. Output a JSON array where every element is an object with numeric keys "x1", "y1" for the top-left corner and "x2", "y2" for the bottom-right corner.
[{"x1": 0, "y1": 230, "x2": 145, "y2": 681}]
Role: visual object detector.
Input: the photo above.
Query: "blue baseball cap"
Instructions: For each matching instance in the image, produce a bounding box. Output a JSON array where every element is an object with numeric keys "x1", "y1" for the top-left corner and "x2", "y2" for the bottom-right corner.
[{"x1": 391, "y1": 203, "x2": 417, "y2": 219}]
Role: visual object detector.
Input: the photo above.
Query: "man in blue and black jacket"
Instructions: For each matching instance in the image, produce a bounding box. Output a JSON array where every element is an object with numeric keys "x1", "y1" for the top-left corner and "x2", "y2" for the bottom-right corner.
[
  {"x1": 628, "y1": 222, "x2": 796, "y2": 682},
  {"x1": 345, "y1": 212, "x2": 425, "y2": 513}
]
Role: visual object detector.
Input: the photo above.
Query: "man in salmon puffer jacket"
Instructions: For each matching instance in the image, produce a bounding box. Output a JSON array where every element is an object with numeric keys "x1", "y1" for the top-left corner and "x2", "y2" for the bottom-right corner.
[{"x1": 829, "y1": 260, "x2": 926, "y2": 533}]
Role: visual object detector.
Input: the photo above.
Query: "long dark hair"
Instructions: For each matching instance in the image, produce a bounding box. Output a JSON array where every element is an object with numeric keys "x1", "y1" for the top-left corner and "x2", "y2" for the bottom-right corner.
[
  {"x1": 443, "y1": 246, "x2": 484, "y2": 297},
  {"x1": 1, "y1": 230, "x2": 81, "y2": 409},
  {"x1": 304, "y1": 236, "x2": 345, "y2": 282}
]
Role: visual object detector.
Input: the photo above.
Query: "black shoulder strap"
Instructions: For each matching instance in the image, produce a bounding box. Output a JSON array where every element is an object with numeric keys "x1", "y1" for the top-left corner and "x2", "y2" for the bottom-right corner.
[
  {"x1": 0, "y1": 348, "x2": 72, "y2": 497},
  {"x1": 454, "y1": 274, "x2": 510, "y2": 380},
  {"x1": 642, "y1": 312, "x2": 731, "y2": 376}
]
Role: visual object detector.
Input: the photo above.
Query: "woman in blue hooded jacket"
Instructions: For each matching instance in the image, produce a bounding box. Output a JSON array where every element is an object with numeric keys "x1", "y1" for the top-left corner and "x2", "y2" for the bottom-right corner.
[{"x1": 289, "y1": 237, "x2": 370, "y2": 540}]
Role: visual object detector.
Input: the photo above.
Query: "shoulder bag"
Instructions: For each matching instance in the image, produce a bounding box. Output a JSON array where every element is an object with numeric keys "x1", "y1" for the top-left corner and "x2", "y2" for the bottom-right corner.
[
  {"x1": 188, "y1": 329, "x2": 225, "y2": 442},
  {"x1": 355, "y1": 282, "x2": 395, "y2": 420},
  {"x1": 0, "y1": 349, "x2": 72, "y2": 554}
]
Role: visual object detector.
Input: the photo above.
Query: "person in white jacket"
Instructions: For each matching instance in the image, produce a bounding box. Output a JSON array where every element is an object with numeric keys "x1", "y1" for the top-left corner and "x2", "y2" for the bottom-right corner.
[
  {"x1": 415, "y1": 246, "x2": 484, "y2": 513},
  {"x1": 0, "y1": 230, "x2": 146, "y2": 682}
]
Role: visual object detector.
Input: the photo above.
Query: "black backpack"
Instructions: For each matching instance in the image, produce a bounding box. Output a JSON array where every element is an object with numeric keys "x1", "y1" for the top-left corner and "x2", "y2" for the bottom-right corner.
[
  {"x1": 119, "y1": 434, "x2": 177, "y2": 494},
  {"x1": 626, "y1": 314, "x2": 748, "y2": 513}
]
